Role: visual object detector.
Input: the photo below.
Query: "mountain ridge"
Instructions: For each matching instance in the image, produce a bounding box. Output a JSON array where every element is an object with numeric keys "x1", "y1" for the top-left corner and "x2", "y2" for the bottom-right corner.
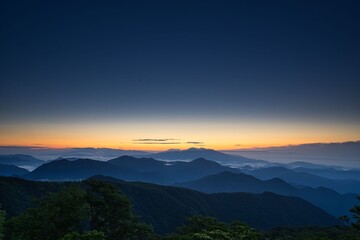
[
  {"x1": 148, "y1": 147, "x2": 267, "y2": 166},
  {"x1": 0, "y1": 163, "x2": 29, "y2": 176},
  {"x1": 0, "y1": 176, "x2": 341, "y2": 233},
  {"x1": 175, "y1": 171, "x2": 358, "y2": 217},
  {"x1": 24, "y1": 156, "x2": 239, "y2": 184},
  {"x1": 241, "y1": 166, "x2": 360, "y2": 194}
]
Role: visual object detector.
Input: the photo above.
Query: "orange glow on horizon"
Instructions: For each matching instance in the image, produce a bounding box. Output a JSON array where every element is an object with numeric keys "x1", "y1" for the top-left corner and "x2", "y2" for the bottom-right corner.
[
  {"x1": 0, "y1": 140, "x2": 359, "y2": 152},
  {"x1": 1, "y1": 118, "x2": 359, "y2": 151}
]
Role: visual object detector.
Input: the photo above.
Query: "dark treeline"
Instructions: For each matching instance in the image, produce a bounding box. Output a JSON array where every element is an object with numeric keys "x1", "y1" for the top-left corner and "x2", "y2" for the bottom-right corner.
[{"x1": 0, "y1": 179, "x2": 359, "y2": 240}]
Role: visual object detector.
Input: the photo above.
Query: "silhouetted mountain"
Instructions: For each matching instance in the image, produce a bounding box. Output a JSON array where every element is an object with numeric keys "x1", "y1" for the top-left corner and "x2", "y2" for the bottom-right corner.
[
  {"x1": 226, "y1": 141, "x2": 360, "y2": 168},
  {"x1": 108, "y1": 155, "x2": 165, "y2": 171},
  {"x1": 0, "y1": 147, "x2": 149, "y2": 162},
  {"x1": 176, "y1": 171, "x2": 358, "y2": 217},
  {"x1": 0, "y1": 164, "x2": 29, "y2": 176},
  {"x1": 55, "y1": 157, "x2": 80, "y2": 161},
  {"x1": 0, "y1": 154, "x2": 44, "y2": 169},
  {"x1": 24, "y1": 159, "x2": 137, "y2": 181},
  {"x1": 0, "y1": 176, "x2": 341, "y2": 233},
  {"x1": 109, "y1": 156, "x2": 235, "y2": 183},
  {"x1": 149, "y1": 148, "x2": 266, "y2": 165},
  {"x1": 241, "y1": 166, "x2": 360, "y2": 194},
  {"x1": 25, "y1": 156, "x2": 238, "y2": 184},
  {"x1": 176, "y1": 171, "x2": 294, "y2": 193},
  {"x1": 53, "y1": 148, "x2": 149, "y2": 161},
  {"x1": 292, "y1": 167, "x2": 360, "y2": 181},
  {"x1": 267, "y1": 161, "x2": 360, "y2": 181},
  {"x1": 286, "y1": 161, "x2": 341, "y2": 169}
]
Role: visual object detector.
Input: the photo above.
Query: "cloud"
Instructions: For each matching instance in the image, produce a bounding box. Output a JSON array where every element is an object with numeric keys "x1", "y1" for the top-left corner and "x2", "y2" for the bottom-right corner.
[
  {"x1": 186, "y1": 141, "x2": 204, "y2": 145},
  {"x1": 0, "y1": 145, "x2": 47, "y2": 150},
  {"x1": 133, "y1": 142, "x2": 181, "y2": 145},
  {"x1": 132, "y1": 138, "x2": 181, "y2": 144},
  {"x1": 133, "y1": 138, "x2": 179, "y2": 142}
]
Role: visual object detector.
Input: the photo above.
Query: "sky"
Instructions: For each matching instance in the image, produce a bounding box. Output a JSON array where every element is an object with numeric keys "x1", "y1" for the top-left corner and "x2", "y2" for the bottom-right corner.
[{"x1": 0, "y1": 0, "x2": 359, "y2": 150}]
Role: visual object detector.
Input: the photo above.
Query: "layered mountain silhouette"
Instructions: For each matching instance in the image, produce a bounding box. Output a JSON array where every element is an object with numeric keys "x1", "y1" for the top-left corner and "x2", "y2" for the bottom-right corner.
[
  {"x1": 22, "y1": 155, "x2": 358, "y2": 217},
  {"x1": 0, "y1": 164, "x2": 29, "y2": 176},
  {"x1": 226, "y1": 141, "x2": 360, "y2": 168},
  {"x1": 0, "y1": 154, "x2": 44, "y2": 169},
  {"x1": 24, "y1": 156, "x2": 238, "y2": 184},
  {"x1": 241, "y1": 166, "x2": 360, "y2": 194},
  {"x1": 51, "y1": 148, "x2": 150, "y2": 161},
  {"x1": 0, "y1": 176, "x2": 341, "y2": 233},
  {"x1": 0, "y1": 147, "x2": 148, "y2": 162},
  {"x1": 291, "y1": 166, "x2": 360, "y2": 181},
  {"x1": 24, "y1": 158, "x2": 137, "y2": 181},
  {"x1": 175, "y1": 171, "x2": 358, "y2": 217},
  {"x1": 148, "y1": 148, "x2": 266, "y2": 165},
  {"x1": 2, "y1": 151, "x2": 356, "y2": 221}
]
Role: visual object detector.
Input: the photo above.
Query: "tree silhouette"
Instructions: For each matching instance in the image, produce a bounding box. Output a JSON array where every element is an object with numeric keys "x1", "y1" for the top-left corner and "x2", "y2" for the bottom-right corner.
[
  {"x1": 349, "y1": 196, "x2": 360, "y2": 230},
  {"x1": 0, "y1": 207, "x2": 5, "y2": 240},
  {"x1": 6, "y1": 186, "x2": 88, "y2": 240},
  {"x1": 340, "y1": 196, "x2": 360, "y2": 231},
  {"x1": 5, "y1": 180, "x2": 152, "y2": 240},
  {"x1": 84, "y1": 179, "x2": 152, "y2": 240},
  {"x1": 167, "y1": 215, "x2": 262, "y2": 240}
]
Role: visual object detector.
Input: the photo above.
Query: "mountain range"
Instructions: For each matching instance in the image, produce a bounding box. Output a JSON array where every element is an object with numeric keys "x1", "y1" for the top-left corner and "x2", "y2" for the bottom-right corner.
[
  {"x1": 0, "y1": 164, "x2": 29, "y2": 176},
  {"x1": 225, "y1": 141, "x2": 360, "y2": 168},
  {"x1": 0, "y1": 154, "x2": 44, "y2": 170},
  {"x1": 175, "y1": 171, "x2": 358, "y2": 217},
  {"x1": 0, "y1": 176, "x2": 341, "y2": 233},
  {"x1": 148, "y1": 147, "x2": 267, "y2": 166},
  {"x1": 1, "y1": 149, "x2": 359, "y2": 220},
  {"x1": 291, "y1": 166, "x2": 360, "y2": 181},
  {"x1": 20, "y1": 155, "x2": 359, "y2": 217},
  {"x1": 24, "y1": 156, "x2": 238, "y2": 184},
  {"x1": 240, "y1": 166, "x2": 360, "y2": 194},
  {"x1": 0, "y1": 147, "x2": 148, "y2": 162}
]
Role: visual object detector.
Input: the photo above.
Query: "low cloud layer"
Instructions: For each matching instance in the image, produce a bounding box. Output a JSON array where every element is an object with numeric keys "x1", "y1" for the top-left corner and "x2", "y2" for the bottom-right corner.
[
  {"x1": 132, "y1": 138, "x2": 181, "y2": 145},
  {"x1": 186, "y1": 141, "x2": 204, "y2": 145},
  {"x1": 133, "y1": 138, "x2": 179, "y2": 142}
]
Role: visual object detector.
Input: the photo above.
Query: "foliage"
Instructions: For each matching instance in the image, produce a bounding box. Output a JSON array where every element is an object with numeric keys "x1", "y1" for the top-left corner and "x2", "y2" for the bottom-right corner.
[
  {"x1": 164, "y1": 216, "x2": 262, "y2": 240},
  {"x1": 84, "y1": 179, "x2": 152, "y2": 240},
  {"x1": 340, "y1": 195, "x2": 360, "y2": 231},
  {"x1": 1, "y1": 177, "x2": 359, "y2": 240},
  {"x1": 0, "y1": 176, "x2": 341, "y2": 233},
  {"x1": 265, "y1": 226, "x2": 360, "y2": 240},
  {"x1": 0, "y1": 176, "x2": 65, "y2": 217},
  {"x1": 5, "y1": 180, "x2": 152, "y2": 240},
  {"x1": 349, "y1": 196, "x2": 360, "y2": 230},
  {"x1": 6, "y1": 186, "x2": 89, "y2": 240},
  {"x1": 60, "y1": 230, "x2": 105, "y2": 240},
  {"x1": 0, "y1": 207, "x2": 5, "y2": 240}
]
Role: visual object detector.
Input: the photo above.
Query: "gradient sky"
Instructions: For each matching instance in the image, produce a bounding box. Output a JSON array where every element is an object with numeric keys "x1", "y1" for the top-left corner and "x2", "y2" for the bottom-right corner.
[{"x1": 0, "y1": 0, "x2": 359, "y2": 150}]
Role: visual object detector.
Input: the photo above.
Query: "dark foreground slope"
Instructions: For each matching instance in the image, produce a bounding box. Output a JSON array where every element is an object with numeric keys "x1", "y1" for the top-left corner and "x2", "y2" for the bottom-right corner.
[
  {"x1": 0, "y1": 176, "x2": 340, "y2": 233},
  {"x1": 175, "y1": 171, "x2": 358, "y2": 217}
]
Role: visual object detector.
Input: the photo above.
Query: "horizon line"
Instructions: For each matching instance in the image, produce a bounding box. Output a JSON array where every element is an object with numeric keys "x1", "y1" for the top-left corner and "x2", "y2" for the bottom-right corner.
[{"x1": 0, "y1": 140, "x2": 359, "y2": 152}]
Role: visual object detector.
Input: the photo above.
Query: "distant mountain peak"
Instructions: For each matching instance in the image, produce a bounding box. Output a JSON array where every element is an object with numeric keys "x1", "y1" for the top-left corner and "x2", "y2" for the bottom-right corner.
[
  {"x1": 189, "y1": 158, "x2": 222, "y2": 166},
  {"x1": 186, "y1": 147, "x2": 213, "y2": 151},
  {"x1": 164, "y1": 148, "x2": 181, "y2": 152},
  {"x1": 116, "y1": 155, "x2": 137, "y2": 160},
  {"x1": 0, "y1": 154, "x2": 44, "y2": 170},
  {"x1": 149, "y1": 147, "x2": 265, "y2": 165},
  {"x1": 191, "y1": 157, "x2": 210, "y2": 162}
]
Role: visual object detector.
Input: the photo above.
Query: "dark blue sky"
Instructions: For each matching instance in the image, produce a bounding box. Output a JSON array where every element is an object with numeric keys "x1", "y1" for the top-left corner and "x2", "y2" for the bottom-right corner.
[{"x1": 1, "y1": 0, "x2": 359, "y2": 125}]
